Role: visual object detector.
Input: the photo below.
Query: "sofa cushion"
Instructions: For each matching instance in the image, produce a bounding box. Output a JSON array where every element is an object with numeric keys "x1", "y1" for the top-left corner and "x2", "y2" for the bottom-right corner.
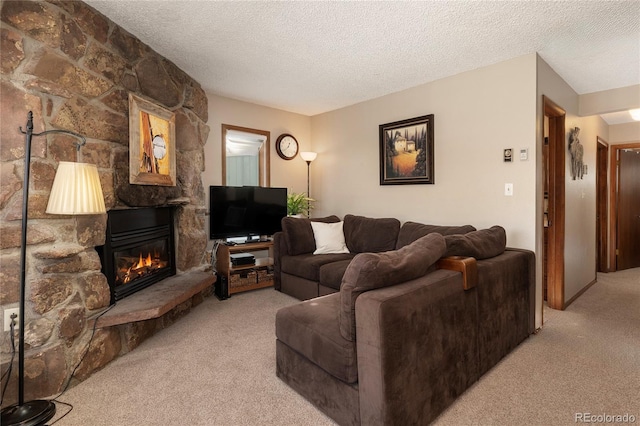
[
  {"x1": 281, "y1": 253, "x2": 355, "y2": 282},
  {"x1": 281, "y1": 215, "x2": 340, "y2": 256},
  {"x1": 276, "y1": 293, "x2": 358, "y2": 383},
  {"x1": 339, "y1": 232, "x2": 447, "y2": 341},
  {"x1": 444, "y1": 226, "x2": 506, "y2": 260},
  {"x1": 319, "y1": 259, "x2": 353, "y2": 291},
  {"x1": 343, "y1": 214, "x2": 400, "y2": 253},
  {"x1": 396, "y1": 221, "x2": 476, "y2": 249},
  {"x1": 311, "y1": 221, "x2": 350, "y2": 254}
]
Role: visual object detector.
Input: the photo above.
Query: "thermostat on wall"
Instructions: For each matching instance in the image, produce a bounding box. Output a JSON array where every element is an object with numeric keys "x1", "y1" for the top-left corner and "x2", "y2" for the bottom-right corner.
[
  {"x1": 520, "y1": 148, "x2": 528, "y2": 161},
  {"x1": 504, "y1": 148, "x2": 513, "y2": 162}
]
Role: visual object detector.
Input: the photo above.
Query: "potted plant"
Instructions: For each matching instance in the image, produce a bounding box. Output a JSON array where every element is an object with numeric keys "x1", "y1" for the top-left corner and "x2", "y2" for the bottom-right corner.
[{"x1": 287, "y1": 192, "x2": 314, "y2": 217}]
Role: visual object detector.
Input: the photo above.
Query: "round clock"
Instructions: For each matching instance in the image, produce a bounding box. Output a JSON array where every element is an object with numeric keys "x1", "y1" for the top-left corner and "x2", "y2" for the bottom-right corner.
[{"x1": 276, "y1": 134, "x2": 299, "y2": 160}]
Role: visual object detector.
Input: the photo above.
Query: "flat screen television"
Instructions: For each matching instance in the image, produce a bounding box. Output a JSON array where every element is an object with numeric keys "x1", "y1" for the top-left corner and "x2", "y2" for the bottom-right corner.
[{"x1": 209, "y1": 186, "x2": 287, "y2": 240}]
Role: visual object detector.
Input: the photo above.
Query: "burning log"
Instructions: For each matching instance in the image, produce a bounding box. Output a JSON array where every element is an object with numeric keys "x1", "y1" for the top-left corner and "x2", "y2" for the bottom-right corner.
[{"x1": 116, "y1": 251, "x2": 169, "y2": 285}]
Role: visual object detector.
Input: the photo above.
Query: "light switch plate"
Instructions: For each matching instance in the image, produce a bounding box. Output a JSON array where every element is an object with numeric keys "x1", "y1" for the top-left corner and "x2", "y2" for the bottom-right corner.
[{"x1": 505, "y1": 183, "x2": 514, "y2": 196}]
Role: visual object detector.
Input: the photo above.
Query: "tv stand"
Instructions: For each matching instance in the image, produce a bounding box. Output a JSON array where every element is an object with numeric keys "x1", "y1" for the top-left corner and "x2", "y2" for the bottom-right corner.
[{"x1": 215, "y1": 241, "x2": 274, "y2": 300}]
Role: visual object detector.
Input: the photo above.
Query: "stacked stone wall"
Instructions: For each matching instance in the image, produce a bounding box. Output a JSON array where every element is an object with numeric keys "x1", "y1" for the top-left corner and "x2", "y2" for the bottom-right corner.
[{"x1": 0, "y1": 0, "x2": 210, "y2": 404}]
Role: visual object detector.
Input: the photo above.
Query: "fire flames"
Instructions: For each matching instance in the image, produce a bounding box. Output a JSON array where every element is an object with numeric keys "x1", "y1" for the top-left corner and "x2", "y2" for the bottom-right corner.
[
  {"x1": 116, "y1": 249, "x2": 168, "y2": 285},
  {"x1": 135, "y1": 252, "x2": 153, "y2": 269}
]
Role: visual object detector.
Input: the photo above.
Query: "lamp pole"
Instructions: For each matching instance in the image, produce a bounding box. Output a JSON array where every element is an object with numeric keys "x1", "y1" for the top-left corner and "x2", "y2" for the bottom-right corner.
[
  {"x1": 299, "y1": 152, "x2": 317, "y2": 216},
  {"x1": 1, "y1": 112, "x2": 103, "y2": 426},
  {"x1": 17, "y1": 113, "x2": 33, "y2": 408},
  {"x1": 305, "y1": 160, "x2": 311, "y2": 214}
]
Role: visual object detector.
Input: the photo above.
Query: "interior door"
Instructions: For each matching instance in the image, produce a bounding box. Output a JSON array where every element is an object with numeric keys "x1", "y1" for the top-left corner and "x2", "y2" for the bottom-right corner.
[{"x1": 617, "y1": 148, "x2": 640, "y2": 270}]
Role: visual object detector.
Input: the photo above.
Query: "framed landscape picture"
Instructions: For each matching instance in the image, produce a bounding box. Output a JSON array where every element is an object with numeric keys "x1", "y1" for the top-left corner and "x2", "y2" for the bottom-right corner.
[
  {"x1": 129, "y1": 93, "x2": 176, "y2": 186},
  {"x1": 379, "y1": 114, "x2": 434, "y2": 185}
]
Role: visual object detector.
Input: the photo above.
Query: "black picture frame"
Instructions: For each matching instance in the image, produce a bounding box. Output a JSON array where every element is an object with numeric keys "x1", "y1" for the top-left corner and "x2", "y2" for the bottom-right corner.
[{"x1": 379, "y1": 114, "x2": 434, "y2": 185}]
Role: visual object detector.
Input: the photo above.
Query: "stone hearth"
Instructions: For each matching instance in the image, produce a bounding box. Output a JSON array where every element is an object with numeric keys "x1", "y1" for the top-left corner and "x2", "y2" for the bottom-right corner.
[{"x1": 0, "y1": 0, "x2": 211, "y2": 406}]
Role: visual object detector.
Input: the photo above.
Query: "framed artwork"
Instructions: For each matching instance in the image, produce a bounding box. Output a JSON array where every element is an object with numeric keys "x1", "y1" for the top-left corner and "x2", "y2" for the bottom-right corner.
[
  {"x1": 379, "y1": 114, "x2": 434, "y2": 185},
  {"x1": 129, "y1": 93, "x2": 176, "y2": 186}
]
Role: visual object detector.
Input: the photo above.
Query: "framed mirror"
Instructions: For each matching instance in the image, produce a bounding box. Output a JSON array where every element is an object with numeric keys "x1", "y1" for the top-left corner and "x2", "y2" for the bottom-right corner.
[{"x1": 222, "y1": 124, "x2": 270, "y2": 187}]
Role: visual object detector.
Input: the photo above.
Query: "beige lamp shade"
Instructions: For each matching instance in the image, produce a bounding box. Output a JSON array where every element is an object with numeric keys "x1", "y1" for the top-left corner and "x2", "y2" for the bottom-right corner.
[
  {"x1": 300, "y1": 151, "x2": 317, "y2": 162},
  {"x1": 46, "y1": 161, "x2": 106, "y2": 215}
]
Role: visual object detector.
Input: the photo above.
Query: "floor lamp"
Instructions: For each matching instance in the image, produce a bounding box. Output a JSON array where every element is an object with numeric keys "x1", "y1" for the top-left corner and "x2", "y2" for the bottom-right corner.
[
  {"x1": 1, "y1": 111, "x2": 106, "y2": 426},
  {"x1": 299, "y1": 151, "x2": 317, "y2": 216}
]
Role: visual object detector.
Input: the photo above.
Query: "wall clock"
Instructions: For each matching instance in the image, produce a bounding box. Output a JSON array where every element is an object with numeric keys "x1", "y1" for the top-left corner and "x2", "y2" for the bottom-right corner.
[{"x1": 276, "y1": 133, "x2": 299, "y2": 160}]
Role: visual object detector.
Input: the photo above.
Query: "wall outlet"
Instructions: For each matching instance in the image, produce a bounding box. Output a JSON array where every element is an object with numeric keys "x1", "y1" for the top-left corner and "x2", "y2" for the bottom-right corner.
[{"x1": 4, "y1": 308, "x2": 20, "y2": 332}]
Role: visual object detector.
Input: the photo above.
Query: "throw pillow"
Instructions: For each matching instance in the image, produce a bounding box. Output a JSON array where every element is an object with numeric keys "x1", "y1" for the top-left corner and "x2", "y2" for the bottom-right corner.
[
  {"x1": 444, "y1": 225, "x2": 506, "y2": 259},
  {"x1": 343, "y1": 214, "x2": 401, "y2": 253},
  {"x1": 339, "y1": 232, "x2": 446, "y2": 341},
  {"x1": 395, "y1": 221, "x2": 476, "y2": 249},
  {"x1": 311, "y1": 221, "x2": 350, "y2": 255},
  {"x1": 281, "y1": 215, "x2": 340, "y2": 255}
]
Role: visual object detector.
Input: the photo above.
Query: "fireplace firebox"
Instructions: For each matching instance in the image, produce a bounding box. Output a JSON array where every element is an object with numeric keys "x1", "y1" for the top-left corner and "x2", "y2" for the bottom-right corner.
[{"x1": 98, "y1": 207, "x2": 176, "y2": 304}]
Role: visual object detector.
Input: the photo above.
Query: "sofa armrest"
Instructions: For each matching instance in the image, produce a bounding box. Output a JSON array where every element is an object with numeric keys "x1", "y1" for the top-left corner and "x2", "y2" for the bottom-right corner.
[
  {"x1": 273, "y1": 232, "x2": 288, "y2": 291},
  {"x1": 355, "y1": 269, "x2": 479, "y2": 425},
  {"x1": 436, "y1": 256, "x2": 478, "y2": 290}
]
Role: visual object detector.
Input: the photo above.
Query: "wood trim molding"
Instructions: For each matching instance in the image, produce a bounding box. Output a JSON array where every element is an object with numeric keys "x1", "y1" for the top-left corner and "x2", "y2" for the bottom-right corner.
[
  {"x1": 596, "y1": 137, "x2": 609, "y2": 273},
  {"x1": 543, "y1": 96, "x2": 566, "y2": 310}
]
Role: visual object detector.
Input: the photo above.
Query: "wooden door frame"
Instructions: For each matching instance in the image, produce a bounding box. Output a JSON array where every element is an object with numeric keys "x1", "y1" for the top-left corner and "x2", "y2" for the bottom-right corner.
[
  {"x1": 543, "y1": 96, "x2": 566, "y2": 310},
  {"x1": 596, "y1": 138, "x2": 609, "y2": 272},
  {"x1": 609, "y1": 142, "x2": 640, "y2": 271}
]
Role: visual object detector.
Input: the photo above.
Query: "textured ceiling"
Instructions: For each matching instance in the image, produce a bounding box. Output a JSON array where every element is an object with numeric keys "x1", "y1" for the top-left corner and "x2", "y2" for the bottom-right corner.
[{"x1": 85, "y1": 0, "x2": 640, "y2": 117}]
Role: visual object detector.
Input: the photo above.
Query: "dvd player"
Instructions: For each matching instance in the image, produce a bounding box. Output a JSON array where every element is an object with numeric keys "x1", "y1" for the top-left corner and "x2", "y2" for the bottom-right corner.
[{"x1": 230, "y1": 253, "x2": 255, "y2": 266}]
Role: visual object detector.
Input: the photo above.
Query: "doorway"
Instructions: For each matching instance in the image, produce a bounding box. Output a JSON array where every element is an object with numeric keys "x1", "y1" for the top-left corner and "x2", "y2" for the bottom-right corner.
[
  {"x1": 543, "y1": 96, "x2": 566, "y2": 310},
  {"x1": 596, "y1": 138, "x2": 609, "y2": 272},
  {"x1": 611, "y1": 143, "x2": 640, "y2": 270}
]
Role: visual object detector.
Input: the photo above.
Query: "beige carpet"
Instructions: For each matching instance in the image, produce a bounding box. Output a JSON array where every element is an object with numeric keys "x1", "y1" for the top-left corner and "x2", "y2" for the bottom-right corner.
[
  {"x1": 434, "y1": 267, "x2": 640, "y2": 425},
  {"x1": 50, "y1": 268, "x2": 640, "y2": 425}
]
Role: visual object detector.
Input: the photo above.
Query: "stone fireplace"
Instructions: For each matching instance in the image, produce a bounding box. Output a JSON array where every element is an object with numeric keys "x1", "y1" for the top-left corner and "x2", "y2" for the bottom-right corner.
[
  {"x1": 1, "y1": 0, "x2": 211, "y2": 407},
  {"x1": 98, "y1": 207, "x2": 177, "y2": 304}
]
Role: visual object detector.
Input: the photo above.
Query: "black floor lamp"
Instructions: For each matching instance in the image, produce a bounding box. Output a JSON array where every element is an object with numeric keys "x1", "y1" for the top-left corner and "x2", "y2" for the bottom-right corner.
[
  {"x1": 1, "y1": 112, "x2": 106, "y2": 426},
  {"x1": 299, "y1": 151, "x2": 317, "y2": 216}
]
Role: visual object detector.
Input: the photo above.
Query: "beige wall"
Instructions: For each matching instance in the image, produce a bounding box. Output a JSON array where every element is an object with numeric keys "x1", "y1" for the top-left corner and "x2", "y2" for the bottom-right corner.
[
  {"x1": 311, "y1": 55, "x2": 536, "y2": 231},
  {"x1": 609, "y1": 121, "x2": 640, "y2": 143},
  {"x1": 579, "y1": 84, "x2": 640, "y2": 116},
  {"x1": 203, "y1": 94, "x2": 312, "y2": 234},
  {"x1": 313, "y1": 55, "x2": 538, "y2": 243},
  {"x1": 312, "y1": 54, "x2": 538, "y2": 247},
  {"x1": 537, "y1": 57, "x2": 608, "y2": 307}
]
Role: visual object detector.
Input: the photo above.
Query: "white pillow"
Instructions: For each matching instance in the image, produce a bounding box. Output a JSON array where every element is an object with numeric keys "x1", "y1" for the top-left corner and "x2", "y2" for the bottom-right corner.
[{"x1": 311, "y1": 221, "x2": 350, "y2": 255}]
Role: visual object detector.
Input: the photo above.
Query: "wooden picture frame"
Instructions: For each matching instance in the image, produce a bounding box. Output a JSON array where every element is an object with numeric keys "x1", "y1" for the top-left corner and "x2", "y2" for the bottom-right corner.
[
  {"x1": 379, "y1": 114, "x2": 434, "y2": 185},
  {"x1": 129, "y1": 93, "x2": 176, "y2": 186}
]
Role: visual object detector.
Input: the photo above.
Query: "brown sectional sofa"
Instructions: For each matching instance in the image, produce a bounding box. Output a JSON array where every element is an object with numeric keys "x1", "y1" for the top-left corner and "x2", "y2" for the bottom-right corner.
[
  {"x1": 274, "y1": 214, "x2": 476, "y2": 299},
  {"x1": 273, "y1": 215, "x2": 536, "y2": 425}
]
